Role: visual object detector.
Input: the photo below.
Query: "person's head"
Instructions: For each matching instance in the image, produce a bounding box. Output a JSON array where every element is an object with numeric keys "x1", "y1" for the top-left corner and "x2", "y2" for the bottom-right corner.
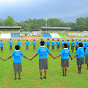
[
  {"x1": 41, "y1": 39, "x2": 43, "y2": 41},
  {"x1": 26, "y1": 40, "x2": 28, "y2": 42},
  {"x1": 67, "y1": 40, "x2": 69, "y2": 42},
  {"x1": 79, "y1": 39, "x2": 81, "y2": 41},
  {"x1": 1, "y1": 40, "x2": 2, "y2": 42},
  {"x1": 78, "y1": 43, "x2": 83, "y2": 47},
  {"x1": 84, "y1": 40, "x2": 86, "y2": 42},
  {"x1": 57, "y1": 39, "x2": 59, "y2": 41},
  {"x1": 18, "y1": 40, "x2": 20, "y2": 42},
  {"x1": 15, "y1": 45, "x2": 20, "y2": 50},
  {"x1": 62, "y1": 40, "x2": 64, "y2": 42},
  {"x1": 76, "y1": 39, "x2": 78, "y2": 41},
  {"x1": 47, "y1": 38, "x2": 49, "y2": 41},
  {"x1": 33, "y1": 39, "x2": 35, "y2": 41},
  {"x1": 40, "y1": 41, "x2": 45, "y2": 46},
  {"x1": 10, "y1": 39, "x2": 12, "y2": 41},
  {"x1": 72, "y1": 39, "x2": 74, "y2": 41},
  {"x1": 52, "y1": 39, "x2": 54, "y2": 41},
  {"x1": 63, "y1": 43, "x2": 67, "y2": 48}
]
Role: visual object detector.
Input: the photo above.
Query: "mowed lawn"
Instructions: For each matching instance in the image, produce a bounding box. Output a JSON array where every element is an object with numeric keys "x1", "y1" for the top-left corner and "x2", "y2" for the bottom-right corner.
[{"x1": 0, "y1": 40, "x2": 88, "y2": 88}]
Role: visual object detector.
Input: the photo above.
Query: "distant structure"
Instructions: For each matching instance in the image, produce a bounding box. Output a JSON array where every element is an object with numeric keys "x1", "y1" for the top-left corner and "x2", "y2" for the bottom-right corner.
[{"x1": 0, "y1": 26, "x2": 21, "y2": 38}]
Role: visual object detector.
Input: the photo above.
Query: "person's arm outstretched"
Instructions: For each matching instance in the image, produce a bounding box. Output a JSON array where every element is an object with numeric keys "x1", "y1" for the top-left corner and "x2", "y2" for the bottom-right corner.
[
  {"x1": 69, "y1": 55, "x2": 72, "y2": 60},
  {"x1": 29, "y1": 54, "x2": 38, "y2": 61},
  {"x1": 54, "y1": 54, "x2": 61, "y2": 59},
  {"x1": 0, "y1": 57, "x2": 5, "y2": 61},
  {"x1": 49, "y1": 53, "x2": 54, "y2": 58}
]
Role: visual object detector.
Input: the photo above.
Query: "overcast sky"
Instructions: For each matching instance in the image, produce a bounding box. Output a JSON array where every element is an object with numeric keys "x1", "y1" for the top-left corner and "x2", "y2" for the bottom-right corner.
[{"x1": 0, "y1": 0, "x2": 88, "y2": 22}]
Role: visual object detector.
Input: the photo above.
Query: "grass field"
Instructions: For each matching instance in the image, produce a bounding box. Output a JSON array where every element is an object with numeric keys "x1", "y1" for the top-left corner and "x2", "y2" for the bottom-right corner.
[
  {"x1": 0, "y1": 40, "x2": 88, "y2": 88},
  {"x1": 58, "y1": 33, "x2": 68, "y2": 37}
]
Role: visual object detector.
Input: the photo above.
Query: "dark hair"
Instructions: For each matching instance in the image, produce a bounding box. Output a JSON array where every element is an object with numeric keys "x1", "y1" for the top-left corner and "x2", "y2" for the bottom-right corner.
[
  {"x1": 40, "y1": 41, "x2": 45, "y2": 46},
  {"x1": 78, "y1": 43, "x2": 83, "y2": 47},
  {"x1": 15, "y1": 45, "x2": 20, "y2": 50},
  {"x1": 63, "y1": 43, "x2": 67, "y2": 48}
]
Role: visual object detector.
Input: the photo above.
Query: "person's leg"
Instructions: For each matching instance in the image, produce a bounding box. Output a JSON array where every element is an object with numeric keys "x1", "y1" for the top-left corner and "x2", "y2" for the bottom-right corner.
[
  {"x1": 78, "y1": 65, "x2": 80, "y2": 73},
  {"x1": 44, "y1": 69, "x2": 47, "y2": 78},
  {"x1": 18, "y1": 72, "x2": 21, "y2": 78},
  {"x1": 65, "y1": 67, "x2": 67, "y2": 76},
  {"x1": 87, "y1": 64, "x2": 88, "y2": 69},
  {"x1": 62, "y1": 68, "x2": 65, "y2": 76},
  {"x1": 14, "y1": 73, "x2": 16, "y2": 80},
  {"x1": 80, "y1": 65, "x2": 82, "y2": 73},
  {"x1": 40, "y1": 70, "x2": 42, "y2": 79}
]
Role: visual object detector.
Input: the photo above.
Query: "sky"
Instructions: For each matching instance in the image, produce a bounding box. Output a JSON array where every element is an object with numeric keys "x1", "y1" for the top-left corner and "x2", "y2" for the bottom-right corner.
[{"x1": 0, "y1": 0, "x2": 88, "y2": 22}]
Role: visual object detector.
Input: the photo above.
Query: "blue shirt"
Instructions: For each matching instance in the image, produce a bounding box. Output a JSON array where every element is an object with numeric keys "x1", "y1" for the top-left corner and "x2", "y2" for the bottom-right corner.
[
  {"x1": 79, "y1": 41, "x2": 82, "y2": 43},
  {"x1": 61, "y1": 42, "x2": 65, "y2": 46},
  {"x1": 46, "y1": 41, "x2": 50, "y2": 45},
  {"x1": 60, "y1": 48, "x2": 71, "y2": 59},
  {"x1": 75, "y1": 41, "x2": 79, "y2": 46},
  {"x1": 66, "y1": 42, "x2": 70, "y2": 46},
  {"x1": 56, "y1": 41, "x2": 60, "y2": 45},
  {"x1": 85, "y1": 47, "x2": 88, "y2": 56},
  {"x1": 75, "y1": 47, "x2": 84, "y2": 58},
  {"x1": 17, "y1": 42, "x2": 21, "y2": 46},
  {"x1": 36, "y1": 46, "x2": 50, "y2": 59},
  {"x1": 25, "y1": 42, "x2": 30, "y2": 46},
  {"x1": 9, "y1": 41, "x2": 13, "y2": 46},
  {"x1": 0, "y1": 42, "x2": 4, "y2": 47},
  {"x1": 71, "y1": 41, "x2": 74, "y2": 46},
  {"x1": 11, "y1": 50, "x2": 25, "y2": 63},
  {"x1": 84, "y1": 42, "x2": 87, "y2": 48},
  {"x1": 32, "y1": 41, "x2": 36, "y2": 46},
  {"x1": 51, "y1": 41, "x2": 55, "y2": 45}
]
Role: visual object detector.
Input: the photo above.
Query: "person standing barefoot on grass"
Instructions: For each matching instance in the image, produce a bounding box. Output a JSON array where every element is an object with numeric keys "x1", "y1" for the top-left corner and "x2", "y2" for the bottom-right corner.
[
  {"x1": 54, "y1": 43, "x2": 72, "y2": 76},
  {"x1": 56, "y1": 39, "x2": 60, "y2": 49},
  {"x1": 51, "y1": 39, "x2": 55, "y2": 51},
  {"x1": 71, "y1": 39, "x2": 74, "y2": 53},
  {"x1": 84, "y1": 45, "x2": 88, "y2": 69},
  {"x1": 29, "y1": 41, "x2": 54, "y2": 79},
  {"x1": 8, "y1": 39, "x2": 13, "y2": 52},
  {"x1": 1, "y1": 45, "x2": 30, "y2": 80},
  {"x1": 72, "y1": 43, "x2": 84, "y2": 74}
]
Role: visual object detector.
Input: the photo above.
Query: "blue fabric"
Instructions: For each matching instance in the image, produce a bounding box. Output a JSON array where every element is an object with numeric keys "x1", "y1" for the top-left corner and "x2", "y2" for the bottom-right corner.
[
  {"x1": 79, "y1": 41, "x2": 83, "y2": 43},
  {"x1": 60, "y1": 48, "x2": 71, "y2": 59},
  {"x1": 66, "y1": 42, "x2": 70, "y2": 46},
  {"x1": 75, "y1": 41, "x2": 79, "y2": 46},
  {"x1": 46, "y1": 41, "x2": 50, "y2": 45},
  {"x1": 25, "y1": 42, "x2": 30, "y2": 46},
  {"x1": 71, "y1": 41, "x2": 74, "y2": 46},
  {"x1": 0, "y1": 42, "x2": 4, "y2": 47},
  {"x1": 85, "y1": 48, "x2": 88, "y2": 56},
  {"x1": 11, "y1": 50, "x2": 25, "y2": 63},
  {"x1": 17, "y1": 42, "x2": 21, "y2": 46},
  {"x1": 9, "y1": 41, "x2": 13, "y2": 46},
  {"x1": 32, "y1": 42, "x2": 36, "y2": 46},
  {"x1": 61, "y1": 42, "x2": 65, "y2": 46},
  {"x1": 51, "y1": 41, "x2": 55, "y2": 45},
  {"x1": 56, "y1": 41, "x2": 60, "y2": 45},
  {"x1": 75, "y1": 47, "x2": 84, "y2": 58},
  {"x1": 36, "y1": 46, "x2": 50, "y2": 59},
  {"x1": 84, "y1": 42, "x2": 87, "y2": 48}
]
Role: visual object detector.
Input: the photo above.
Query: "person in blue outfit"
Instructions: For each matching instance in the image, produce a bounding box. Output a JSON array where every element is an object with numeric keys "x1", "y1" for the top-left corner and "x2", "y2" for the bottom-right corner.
[
  {"x1": 46, "y1": 38, "x2": 50, "y2": 49},
  {"x1": 56, "y1": 39, "x2": 60, "y2": 49},
  {"x1": 30, "y1": 41, "x2": 54, "y2": 79},
  {"x1": 66, "y1": 40, "x2": 70, "y2": 49},
  {"x1": 32, "y1": 39, "x2": 37, "y2": 50},
  {"x1": 71, "y1": 39, "x2": 74, "y2": 52},
  {"x1": 54, "y1": 43, "x2": 72, "y2": 76},
  {"x1": 61, "y1": 40, "x2": 65, "y2": 49},
  {"x1": 73, "y1": 43, "x2": 84, "y2": 74},
  {"x1": 0, "y1": 40, "x2": 4, "y2": 53},
  {"x1": 51, "y1": 39, "x2": 55, "y2": 50},
  {"x1": 17, "y1": 40, "x2": 22, "y2": 49},
  {"x1": 83, "y1": 40, "x2": 87, "y2": 51},
  {"x1": 9, "y1": 39, "x2": 13, "y2": 52},
  {"x1": 79, "y1": 39, "x2": 82, "y2": 43},
  {"x1": 25, "y1": 40, "x2": 31, "y2": 51},
  {"x1": 75, "y1": 39, "x2": 79, "y2": 50},
  {"x1": 84, "y1": 45, "x2": 88, "y2": 69},
  {"x1": 1, "y1": 45, "x2": 30, "y2": 80}
]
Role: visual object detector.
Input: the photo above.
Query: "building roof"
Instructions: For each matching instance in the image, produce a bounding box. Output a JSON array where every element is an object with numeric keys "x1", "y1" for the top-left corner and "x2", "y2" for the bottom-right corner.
[
  {"x1": 41, "y1": 27, "x2": 71, "y2": 30},
  {"x1": 21, "y1": 31, "x2": 31, "y2": 34},
  {"x1": 0, "y1": 26, "x2": 21, "y2": 29}
]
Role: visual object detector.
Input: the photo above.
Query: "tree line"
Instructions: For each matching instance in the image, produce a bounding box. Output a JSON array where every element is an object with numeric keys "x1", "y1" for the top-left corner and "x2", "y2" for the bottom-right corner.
[{"x1": 0, "y1": 16, "x2": 88, "y2": 31}]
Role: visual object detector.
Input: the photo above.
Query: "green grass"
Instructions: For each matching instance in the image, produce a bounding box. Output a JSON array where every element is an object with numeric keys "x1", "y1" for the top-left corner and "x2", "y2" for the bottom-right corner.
[
  {"x1": 58, "y1": 33, "x2": 68, "y2": 37},
  {"x1": 0, "y1": 40, "x2": 88, "y2": 88}
]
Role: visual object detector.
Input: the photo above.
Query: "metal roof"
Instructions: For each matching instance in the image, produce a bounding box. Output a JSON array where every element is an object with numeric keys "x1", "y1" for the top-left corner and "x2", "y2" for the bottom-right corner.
[
  {"x1": 41, "y1": 27, "x2": 71, "y2": 30},
  {"x1": 0, "y1": 26, "x2": 21, "y2": 28},
  {"x1": 21, "y1": 31, "x2": 31, "y2": 34}
]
